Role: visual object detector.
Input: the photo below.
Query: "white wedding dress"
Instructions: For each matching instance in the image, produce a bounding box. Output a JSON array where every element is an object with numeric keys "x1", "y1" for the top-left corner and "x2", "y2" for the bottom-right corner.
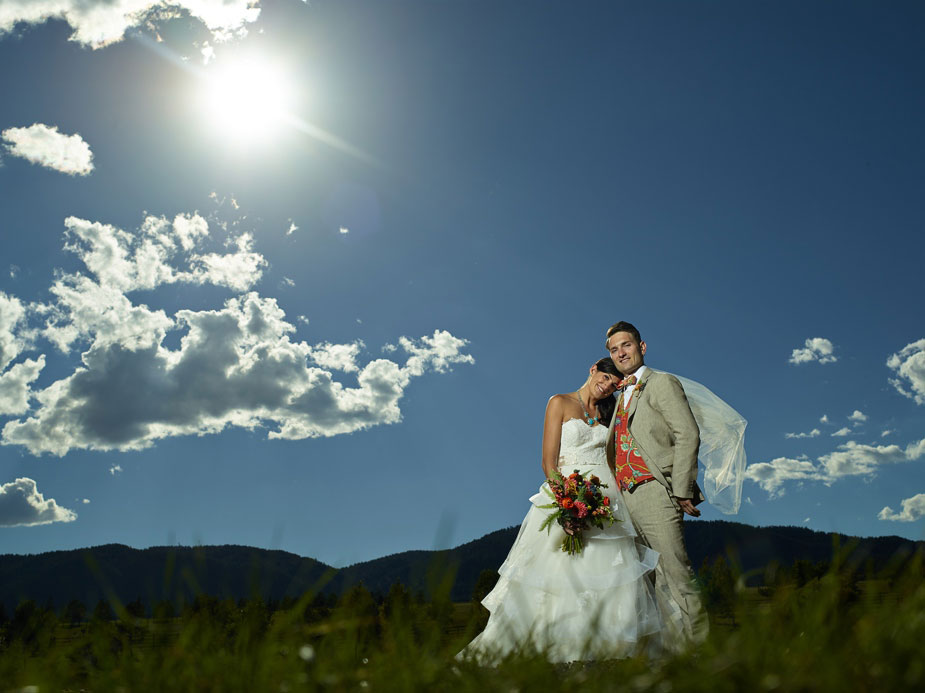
[{"x1": 460, "y1": 418, "x2": 663, "y2": 663}]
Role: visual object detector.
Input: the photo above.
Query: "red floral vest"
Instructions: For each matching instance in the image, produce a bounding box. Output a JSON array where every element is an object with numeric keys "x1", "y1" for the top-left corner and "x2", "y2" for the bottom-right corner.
[{"x1": 613, "y1": 391, "x2": 655, "y2": 491}]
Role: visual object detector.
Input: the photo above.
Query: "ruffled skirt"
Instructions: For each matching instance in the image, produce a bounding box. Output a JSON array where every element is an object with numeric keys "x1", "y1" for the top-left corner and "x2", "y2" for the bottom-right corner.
[{"x1": 460, "y1": 463, "x2": 662, "y2": 663}]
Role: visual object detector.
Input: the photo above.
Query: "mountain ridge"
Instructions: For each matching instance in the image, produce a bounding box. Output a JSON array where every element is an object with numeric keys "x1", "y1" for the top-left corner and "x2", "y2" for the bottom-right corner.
[{"x1": 2, "y1": 521, "x2": 921, "y2": 611}]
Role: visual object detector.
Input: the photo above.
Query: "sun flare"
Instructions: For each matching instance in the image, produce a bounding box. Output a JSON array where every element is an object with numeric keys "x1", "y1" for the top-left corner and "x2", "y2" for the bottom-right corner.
[{"x1": 199, "y1": 56, "x2": 294, "y2": 143}]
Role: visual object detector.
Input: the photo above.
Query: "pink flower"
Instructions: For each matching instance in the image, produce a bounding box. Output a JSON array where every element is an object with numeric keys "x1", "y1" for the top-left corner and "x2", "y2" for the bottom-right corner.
[{"x1": 574, "y1": 501, "x2": 588, "y2": 518}]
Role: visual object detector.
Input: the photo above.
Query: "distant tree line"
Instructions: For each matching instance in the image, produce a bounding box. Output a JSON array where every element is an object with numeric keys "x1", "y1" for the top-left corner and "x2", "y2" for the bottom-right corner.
[
  {"x1": 0, "y1": 578, "x2": 466, "y2": 656},
  {"x1": 695, "y1": 547, "x2": 925, "y2": 628},
  {"x1": 3, "y1": 548, "x2": 922, "y2": 659}
]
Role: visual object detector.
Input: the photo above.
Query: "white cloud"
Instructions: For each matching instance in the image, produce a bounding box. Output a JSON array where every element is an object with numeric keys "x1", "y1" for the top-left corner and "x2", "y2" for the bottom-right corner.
[
  {"x1": 747, "y1": 438, "x2": 925, "y2": 496},
  {"x1": 43, "y1": 273, "x2": 174, "y2": 353},
  {"x1": 785, "y1": 429, "x2": 820, "y2": 439},
  {"x1": 200, "y1": 41, "x2": 215, "y2": 65},
  {"x1": 0, "y1": 292, "x2": 43, "y2": 415},
  {"x1": 887, "y1": 339, "x2": 925, "y2": 405},
  {"x1": 81, "y1": 498, "x2": 90, "y2": 504},
  {"x1": 286, "y1": 220, "x2": 298, "y2": 235},
  {"x1": 172, "y1": 213, "x2": 209, "y2": 251},
  {"x1": 745, "y1": 457, "x2": 821, "y2": 496},
  {"x1": 310, "y1": 341, "x2": 364, "y2": 373},
  {"x1": 878, "y1": 493, "x2": 925, "y2": 523},
  {"x1": 0, "y1": 211, "x2": 473, "y2": 456},
  {"x1": 400, "y1": 331, "x2": 474, "y2": 376},
  {"x1": 831, "y1": 427, "x2": 852, "y2": 437},
  {"x1": 1, "y1": 124, "x2": 93, "y2": 175},
  {"x1": 0, "y1": 477, "x2": 77, "y2": 527},
  {"x1": 789, "y1": 337, "x2": 837, "y2": 365},
  {"x1": 2, "y1": 295, "x2": 473, "y2": 455},
  {"x1": 881, "y1": 430, "x2": 893, "y2": 437},
  {"x1": 62, "y1": 215, "x2": 170, "y2": 292},
  {"x1": 109, "y1": 465, "x2": 122, "y2": 475},
  {"x1": 61, "y1": 213, "x2": 213, "y2": 292},
  {"x1": 818, "y1": 440, "x2": 914, "y2": 479},
  {"x1": 42, "y1": 213, "x2": 263, "y2": 353},
  {"x1": 819, "y1": 414, "x2": 829, "y2": 424},
  {"x1": 907, "y1": 438, "x2": 925, "y2": 460},
  {"x1": 339, "y1": 227, "x2": 349, "y2": 235},
  {"x1": 0, "y1": 291, "x2": 29, "y2": 371},
  {"x1": 848, "y1": 410, "x2": 867, "y2": 424},
  {"x1": 0, "y1": 356, "x2": 45, "y2": 415},
  {"x1": 189, "y1": 233, "x2": 266, "y2": 292},
  {"x1": 0, "y1": 1, "x2": 262, "y2": 49}
]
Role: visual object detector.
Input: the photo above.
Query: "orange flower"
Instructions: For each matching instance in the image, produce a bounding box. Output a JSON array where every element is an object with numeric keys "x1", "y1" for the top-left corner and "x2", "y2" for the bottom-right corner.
[
  {"x1": 602, "y1": 496, "x2": 610, "y2": 506},
  {"x1": 560, "y1": 498, "x2": 574, "y2": 509}
]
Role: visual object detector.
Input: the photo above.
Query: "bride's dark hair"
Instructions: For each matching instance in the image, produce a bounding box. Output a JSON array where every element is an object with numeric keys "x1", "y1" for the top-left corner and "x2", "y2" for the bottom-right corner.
[{"x1": 592, "y1": 357, "x2": 620, "y2": 426}]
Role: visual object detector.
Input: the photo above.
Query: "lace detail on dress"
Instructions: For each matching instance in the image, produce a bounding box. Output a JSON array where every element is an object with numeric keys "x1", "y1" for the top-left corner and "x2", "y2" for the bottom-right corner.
[{"x1": 558, "y1": 418, "x2": 610, "y2": 468}]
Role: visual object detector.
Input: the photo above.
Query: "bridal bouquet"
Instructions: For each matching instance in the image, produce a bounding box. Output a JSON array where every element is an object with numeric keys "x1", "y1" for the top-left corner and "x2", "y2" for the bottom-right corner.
[{"x1": 538, "y1": 470, "x2": 617, "y2": 556}]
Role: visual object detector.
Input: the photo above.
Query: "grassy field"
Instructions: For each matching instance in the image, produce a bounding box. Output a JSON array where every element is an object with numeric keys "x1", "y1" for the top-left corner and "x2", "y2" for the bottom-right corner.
[{"x1": 1, "y1": 553, "x2": 923, "y2": 691}]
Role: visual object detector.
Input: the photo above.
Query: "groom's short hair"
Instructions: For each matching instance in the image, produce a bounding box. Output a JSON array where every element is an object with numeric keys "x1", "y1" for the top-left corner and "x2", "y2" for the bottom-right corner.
[{"x1": 605, "y1": 321, "x2": 642, "y2": 347}]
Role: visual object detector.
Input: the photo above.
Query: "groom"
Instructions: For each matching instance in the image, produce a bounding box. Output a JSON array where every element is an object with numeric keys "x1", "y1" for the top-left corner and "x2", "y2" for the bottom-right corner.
[{"x1": 604, "y1": 321, "x2": 708, "y2": 646}]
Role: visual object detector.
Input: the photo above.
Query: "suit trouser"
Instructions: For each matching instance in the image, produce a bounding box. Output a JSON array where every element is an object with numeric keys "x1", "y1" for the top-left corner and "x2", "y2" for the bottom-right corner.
[{"x1": 620, "y1": 480, "x2": 709, "y2": 647}]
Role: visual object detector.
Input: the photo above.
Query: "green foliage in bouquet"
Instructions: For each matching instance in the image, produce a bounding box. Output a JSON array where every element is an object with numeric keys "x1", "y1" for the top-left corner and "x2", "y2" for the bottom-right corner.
[{"x1": 538, "y1": 469, "x2": 618, "y2": 555}]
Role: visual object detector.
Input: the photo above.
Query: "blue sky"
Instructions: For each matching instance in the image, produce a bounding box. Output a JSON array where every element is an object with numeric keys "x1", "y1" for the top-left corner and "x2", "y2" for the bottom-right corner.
[{"x1": 0, "y1": 0, "x2": 923, "y2": 566}]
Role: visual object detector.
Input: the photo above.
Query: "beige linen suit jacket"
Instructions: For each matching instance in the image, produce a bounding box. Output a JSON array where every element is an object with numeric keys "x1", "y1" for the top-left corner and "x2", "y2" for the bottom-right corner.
[{"x1": 606, "y1": 368, "x2": 705, "y2": 504}]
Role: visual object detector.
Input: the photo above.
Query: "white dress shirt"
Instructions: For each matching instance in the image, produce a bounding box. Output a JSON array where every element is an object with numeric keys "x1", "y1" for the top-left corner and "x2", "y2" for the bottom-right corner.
[{"x1": 622, "y1": 365, "x2": 647, "y2": 406}]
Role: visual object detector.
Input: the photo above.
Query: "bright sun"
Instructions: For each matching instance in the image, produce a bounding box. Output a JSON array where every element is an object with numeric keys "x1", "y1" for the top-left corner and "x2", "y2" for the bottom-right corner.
[{"x1": 199, "y1": 56, "x2": 294, "y2": 143}]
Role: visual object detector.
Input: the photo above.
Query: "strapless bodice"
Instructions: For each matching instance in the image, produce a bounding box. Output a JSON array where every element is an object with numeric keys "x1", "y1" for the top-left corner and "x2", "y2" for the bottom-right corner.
[{"x1": 558, "y1": 418, "x2": 609, "y2": 468}]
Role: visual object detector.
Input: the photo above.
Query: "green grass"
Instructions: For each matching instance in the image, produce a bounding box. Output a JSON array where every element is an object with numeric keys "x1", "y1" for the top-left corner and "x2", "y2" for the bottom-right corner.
[{"x1": 2, "y1": 554, "x2": 923, "y2": 691}]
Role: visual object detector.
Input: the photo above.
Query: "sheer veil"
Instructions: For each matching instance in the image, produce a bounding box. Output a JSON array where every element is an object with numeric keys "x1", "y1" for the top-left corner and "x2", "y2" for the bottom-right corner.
[{"x1": 657, "y1": 371, "x2": 747, "y2": 514}]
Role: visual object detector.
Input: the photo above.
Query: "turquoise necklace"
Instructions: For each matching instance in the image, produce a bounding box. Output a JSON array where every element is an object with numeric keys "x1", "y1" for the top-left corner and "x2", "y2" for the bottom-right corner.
[{"x1": 576, "y1": 387, "x2": 599, "y2": 425}]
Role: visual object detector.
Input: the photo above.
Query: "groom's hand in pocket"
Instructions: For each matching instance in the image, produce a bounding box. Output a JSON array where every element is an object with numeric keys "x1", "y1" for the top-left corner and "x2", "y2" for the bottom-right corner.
[{"x1": 676, "y1": 498, "x2": 701, "y2": 517}]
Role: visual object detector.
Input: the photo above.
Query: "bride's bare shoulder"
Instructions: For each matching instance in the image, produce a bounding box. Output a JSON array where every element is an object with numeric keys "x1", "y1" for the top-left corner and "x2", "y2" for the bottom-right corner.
[{"x1": 546, "y1": 393, "x2": 578, "y2": 416}]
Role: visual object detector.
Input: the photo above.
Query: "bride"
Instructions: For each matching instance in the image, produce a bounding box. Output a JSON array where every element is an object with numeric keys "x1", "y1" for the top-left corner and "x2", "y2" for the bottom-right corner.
[{"x1": 460, "y1": 358, "x2": 663, "y2": 663}]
